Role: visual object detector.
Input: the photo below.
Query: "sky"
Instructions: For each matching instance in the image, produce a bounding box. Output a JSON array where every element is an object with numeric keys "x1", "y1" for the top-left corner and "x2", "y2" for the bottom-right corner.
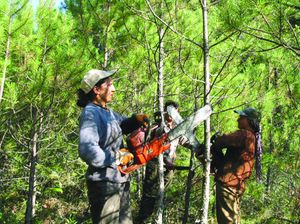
[{"x1": 30, "y1": 0, "x2": 65, "y2": 11}]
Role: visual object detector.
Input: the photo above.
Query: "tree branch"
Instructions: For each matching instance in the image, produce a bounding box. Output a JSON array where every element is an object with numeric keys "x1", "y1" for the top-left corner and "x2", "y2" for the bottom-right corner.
[
  {"x1": 210, "y1": 31, "x2": 238, "y2": 48},
  {"x1": 145, "y1": 0, "x2": 203, "y2": 49},
  {"x1": 209, "y1": 47, "x2": 235, "y2": 94},
  {"x1": 238, "y1": 29, "x2": 300, "y2": 56}
]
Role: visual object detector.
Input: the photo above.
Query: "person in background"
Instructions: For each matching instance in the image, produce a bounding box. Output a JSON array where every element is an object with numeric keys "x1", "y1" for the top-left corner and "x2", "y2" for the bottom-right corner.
[
  {"x1": 136, "y1": 100, "x2": 192, "y2": 223},
  {"x1": 210, "y1": 107, "x2": 263, "y2": 224},
  {"x1": 77, "y1": 69, "x2": 148, "y2": 224}
]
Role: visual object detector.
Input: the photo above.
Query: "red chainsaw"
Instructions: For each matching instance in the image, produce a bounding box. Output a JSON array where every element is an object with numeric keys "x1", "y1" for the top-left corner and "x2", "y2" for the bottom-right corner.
[{"x1": 118, "y1": 105, "x2": 212, "y2": 174}]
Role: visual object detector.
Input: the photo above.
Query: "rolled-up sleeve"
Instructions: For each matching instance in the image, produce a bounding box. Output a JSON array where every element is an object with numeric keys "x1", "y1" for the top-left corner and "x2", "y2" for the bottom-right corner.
[{"x1": 79, "y1": 110, "x2": 111, "y2": 167}]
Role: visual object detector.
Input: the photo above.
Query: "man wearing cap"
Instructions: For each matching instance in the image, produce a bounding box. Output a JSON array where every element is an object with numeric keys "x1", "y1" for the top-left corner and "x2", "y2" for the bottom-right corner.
[
  {"x1": 210, "y1": 107, "x2": 262, "y2": 224},
  {"x1": 77, "y1": 69, "x2": 148, "y2": 224}
]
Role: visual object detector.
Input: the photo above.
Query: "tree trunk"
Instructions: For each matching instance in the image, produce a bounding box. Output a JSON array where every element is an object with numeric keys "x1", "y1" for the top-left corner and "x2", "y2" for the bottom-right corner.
[
  {"x1": 25, "y1": 109, "x2": 43, "y2": 223},
  {"x1": 103, "y1": 1, "x2": 111, "y2": 68},
  {"x1": 0, "y1": 15, "x2": 12, "y2": 105},
  {"x1": 201, "y1": 0, "x2": 211, "y2": 223},
  {"x1": 156, "y1": 26, "x2": 165, "y2": 224},
  {"x1": 183, "y1": 86, "x2": 199, "y2": 224},
  {"x1": 182, "y1": 151, "x2": 195, "y2": 224}
]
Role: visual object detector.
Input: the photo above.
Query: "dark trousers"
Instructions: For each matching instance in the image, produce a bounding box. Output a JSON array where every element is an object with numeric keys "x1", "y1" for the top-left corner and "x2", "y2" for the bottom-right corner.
[
  {"x1": 136, "y1": 158, "x2": 174, "y2": 223},
  {"x1": 87, "y1": 180, "x2": 132, "y2": 224}
]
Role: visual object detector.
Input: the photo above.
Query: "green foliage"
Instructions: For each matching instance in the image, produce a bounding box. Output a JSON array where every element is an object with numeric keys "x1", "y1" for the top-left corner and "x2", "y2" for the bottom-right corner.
[{"x1": 0, "y1": 0, "x2": 299, "y2": 223}]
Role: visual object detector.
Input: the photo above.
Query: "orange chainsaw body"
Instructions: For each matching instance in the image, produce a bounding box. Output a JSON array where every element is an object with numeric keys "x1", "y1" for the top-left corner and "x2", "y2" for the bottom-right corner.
[{"x1": 118, "y1": 127, "x2": 170, "y2": 174}]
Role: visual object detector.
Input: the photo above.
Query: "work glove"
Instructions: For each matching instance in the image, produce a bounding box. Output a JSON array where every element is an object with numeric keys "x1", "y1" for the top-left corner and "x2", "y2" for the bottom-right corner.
[
  {"x1": 135, "y1": 113, "x2": 150, "y2": 127},
  {"x1": 116, "y1": 148, "x2": 134, "y2": 166}
]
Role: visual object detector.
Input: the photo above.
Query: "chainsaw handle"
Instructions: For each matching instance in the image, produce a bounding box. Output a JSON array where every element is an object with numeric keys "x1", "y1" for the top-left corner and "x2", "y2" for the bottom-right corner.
[
  {"x1": 118, "y1": 133, "x2": 171, "y2": 175},
  {"x1": 118, "y1": 164, "x2": 144, "y2": 175},
  {"x1": 118, "y1": 165, "x2": 127, "y2": 175}
]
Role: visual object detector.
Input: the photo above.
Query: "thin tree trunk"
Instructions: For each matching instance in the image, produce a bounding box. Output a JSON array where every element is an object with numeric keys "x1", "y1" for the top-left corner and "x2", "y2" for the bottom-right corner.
[
  {"x1": 201, "y1": 0, "x2": 211, "y2": 223},
  {"x1": 137, "y1": 168, "x2": 142, "y2": 198},
  {"x1": 103, "y1": 35, "x2": 109, "y2": 69},
  {"x1": 156, "y1": 26, "x2": 165, "y2": 224},
  {"x1": 265, "y1": 129, "x2": 272, "y2": 193},
  {"x1": 266, "y1": 69, "x2": 279, "y2": 193},
  {"x1": 0, "y1": 15, "x2": 12, "y2": 105},
  {"x1": 25, "y1": 109, "x2": 43, "y2": 223},
  {"x1": 266, "y1": 107, "x2": 278, "y2": 193},
  {"x1": 183, "y1": 86, "x2": 199, "y2": 224},
  {"x1": 103, "y1": 1, "x2": 111, "y2": 68},
  {"x1": 182, "y1": 151, "x2": 195, "y2": 224}
]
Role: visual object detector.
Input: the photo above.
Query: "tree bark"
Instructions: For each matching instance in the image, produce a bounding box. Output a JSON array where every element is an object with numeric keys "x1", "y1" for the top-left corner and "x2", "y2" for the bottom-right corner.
[
  {"x1": 0, "y1": 15, "x2": 12, "y2": 105},
  {"x1": 156, "y1": 25, "x2": 165, "y2": 224},
  {"x1": 25, "y1": 109, "x2": 43, "y2": 223},
  {"x1": 103, "y1": 1, "x2": 111, "y2": 68},
  {"x1": 183, "y1": 85, "x2": 199, "y2": 224},
  {"x1": 182, "y1": 151, "x2": 195, "y2": 224},
  {"x1": 201, "y1": 0, "x2": 211, "y2": 223}
]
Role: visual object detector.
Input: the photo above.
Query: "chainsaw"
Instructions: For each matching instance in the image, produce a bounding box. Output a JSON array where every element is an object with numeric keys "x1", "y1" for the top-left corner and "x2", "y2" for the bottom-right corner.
[{"x1": 118, "y1": 104, "x2": 212, "y2": 174}]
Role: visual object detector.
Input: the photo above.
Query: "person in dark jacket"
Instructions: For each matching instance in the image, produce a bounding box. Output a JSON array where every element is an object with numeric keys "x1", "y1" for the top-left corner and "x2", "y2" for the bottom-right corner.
[
  {"x1": 210, "y1": 107, "x2": 262, "y2": 224},
  {"x1": 77, "y1": 69, "x2": 147, "y2": 224},
  {"x1": 136, "y1": 101, "x2": 191, "y2": 223}
]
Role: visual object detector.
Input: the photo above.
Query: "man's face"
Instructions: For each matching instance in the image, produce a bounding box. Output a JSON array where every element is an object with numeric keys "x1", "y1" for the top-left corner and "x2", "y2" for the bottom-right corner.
[
  {"x1": 165, "y1": 113, "x2": 173, "y2": 123},
  {"x1": 95, "y1": 77, "x2": 115, "y2": 104},
  {"x1": 237, "y1": 116, "x2": 250, "y2": 130},
  {"x1": 165, "y1": 106, "x2": 178, "y2": 123}
]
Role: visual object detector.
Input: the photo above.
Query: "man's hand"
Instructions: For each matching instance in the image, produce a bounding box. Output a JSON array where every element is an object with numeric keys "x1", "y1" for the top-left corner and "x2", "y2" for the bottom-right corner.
[
  {"x1": 116, "y1": 148, "x2": 134, "y2": 166},
  {"x1": 211, "y1": 131, "x2": 221, "y2": 143},
  {"x1": 135, "y1": 114, "x2": 149, "y2": 127}
]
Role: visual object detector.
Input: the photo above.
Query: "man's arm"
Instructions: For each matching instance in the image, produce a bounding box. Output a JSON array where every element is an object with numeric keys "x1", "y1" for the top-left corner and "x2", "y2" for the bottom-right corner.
[
  {"x1": 213, "y1": 130, "x2": 247, "y2": 150},
  {"x1": 114, "y1": 112, "x2": 147, "y2": 135}
]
